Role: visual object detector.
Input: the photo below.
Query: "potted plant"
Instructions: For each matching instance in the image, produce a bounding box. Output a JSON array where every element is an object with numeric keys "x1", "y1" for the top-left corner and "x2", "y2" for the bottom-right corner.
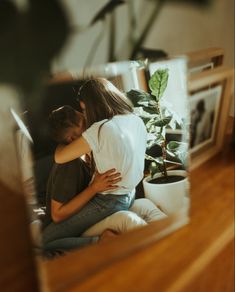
[{"x1": 127, "y1": 67, "x2": 189, "y2": 215}]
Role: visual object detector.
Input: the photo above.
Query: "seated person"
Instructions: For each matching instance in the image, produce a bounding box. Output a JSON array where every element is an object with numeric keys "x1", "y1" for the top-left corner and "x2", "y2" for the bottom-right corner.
[{"x1": 43, "y1": 106, "x2": 166, "y2": 252}]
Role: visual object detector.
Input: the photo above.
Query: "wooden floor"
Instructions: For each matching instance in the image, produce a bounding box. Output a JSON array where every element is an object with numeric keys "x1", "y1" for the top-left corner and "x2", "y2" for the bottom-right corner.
[{"x1": 45, "y1": 144, "x2": 234, "y2": 291}]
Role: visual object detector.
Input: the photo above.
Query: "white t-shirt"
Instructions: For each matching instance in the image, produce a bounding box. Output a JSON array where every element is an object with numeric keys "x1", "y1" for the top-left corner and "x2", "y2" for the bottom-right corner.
[{"x1": 82, "y1": 114, "x2": 147, "y2": 195}]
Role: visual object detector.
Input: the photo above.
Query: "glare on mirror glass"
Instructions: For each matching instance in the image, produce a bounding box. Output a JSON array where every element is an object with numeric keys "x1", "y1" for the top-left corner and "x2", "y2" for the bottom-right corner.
[
  {"x1": 14, "y1": 58, "x2": 190, "y2": 259},
  {"x1": 10, "y1": 108, "x2": 42, "y2": 251}
]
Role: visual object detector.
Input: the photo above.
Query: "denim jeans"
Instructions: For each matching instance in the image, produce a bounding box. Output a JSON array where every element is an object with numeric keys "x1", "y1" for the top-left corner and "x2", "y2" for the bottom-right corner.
[
  {"x1": 42, "y1": 193, "x2": 133, "y2": 251},
  {"x1": 43, "y1": 236, "x2": 99, "y2": 251}
]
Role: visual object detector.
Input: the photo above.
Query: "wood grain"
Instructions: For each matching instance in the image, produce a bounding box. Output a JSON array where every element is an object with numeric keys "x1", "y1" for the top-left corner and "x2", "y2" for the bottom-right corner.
[
  {"x1": 1, "y1": 66, "x2": 233, "y2": 291},
  {"x1": 188, "y1": 66, "x2": 234, "y2": 92},
  {"x1": 44, "y1": 146, "x2": 234, "y2": 291},
  {"x1": 181, "y1": 47, "x2": 224, "y2": 67},
  {"x1": 0, "y1": 89, "x2": 41, "y2": 292},
  {"x1": 0, "y1": 181, "x2": 40, "y2": 292}
]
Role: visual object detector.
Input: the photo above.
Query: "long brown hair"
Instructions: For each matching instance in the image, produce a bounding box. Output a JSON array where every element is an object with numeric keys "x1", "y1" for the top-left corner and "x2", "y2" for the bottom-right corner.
[{"x1": 78, "y1": 77, "x2": 133, "y2": 128}]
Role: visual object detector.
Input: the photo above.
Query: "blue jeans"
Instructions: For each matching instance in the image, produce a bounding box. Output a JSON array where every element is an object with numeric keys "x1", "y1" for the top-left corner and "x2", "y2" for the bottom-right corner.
[{"x1": 42, "y1": 193, "x2": 133, "y2": 251}]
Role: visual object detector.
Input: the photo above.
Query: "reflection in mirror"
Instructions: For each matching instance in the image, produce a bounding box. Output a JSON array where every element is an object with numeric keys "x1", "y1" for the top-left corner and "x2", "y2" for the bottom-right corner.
[{"x1": 13, "y1": 58, "x2": 190, "y2": 260}]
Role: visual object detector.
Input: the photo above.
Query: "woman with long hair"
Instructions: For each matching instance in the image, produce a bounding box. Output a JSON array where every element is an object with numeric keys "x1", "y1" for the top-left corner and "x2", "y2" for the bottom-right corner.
[
  {"x1": 56, "y1": 77, "x2": 147, "y2": 195},
  {"x1": 43, "y1": 78, "x2": 147, "y2": 250}
]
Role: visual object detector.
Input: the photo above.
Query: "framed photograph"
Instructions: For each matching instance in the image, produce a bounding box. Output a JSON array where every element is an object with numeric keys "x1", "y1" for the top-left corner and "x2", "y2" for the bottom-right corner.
[
  {"x1": 188, "y1": 66, "x2": 234, "y2": 170},
  {"x1": 190, "y1": 85, "x2": 222, "y2": 153}
]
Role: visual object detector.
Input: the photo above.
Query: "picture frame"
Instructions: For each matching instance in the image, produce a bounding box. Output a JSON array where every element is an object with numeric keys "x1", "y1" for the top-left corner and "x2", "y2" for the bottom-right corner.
[
  {"x1": 181, "y1": 47, "x2": 224, "y2": 74},
  {"x1": 188, "y1": 66, "x2": 234, "y2": 170},
  {"x1": 190, "y1": 85, "x2": 222, "y2": 153}
]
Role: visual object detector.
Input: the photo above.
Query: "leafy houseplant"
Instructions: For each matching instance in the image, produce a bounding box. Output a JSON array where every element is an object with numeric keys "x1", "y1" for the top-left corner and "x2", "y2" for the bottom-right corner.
[{"x1": 127, "y1": 68, "x2": 188, "y2": 184}]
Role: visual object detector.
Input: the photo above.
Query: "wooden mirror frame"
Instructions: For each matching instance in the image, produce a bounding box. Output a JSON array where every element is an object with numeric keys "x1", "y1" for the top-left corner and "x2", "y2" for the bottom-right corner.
[
  {"x1": 1, "y1": 65, "x2": 233, "y2": 292},
  {"x1": 0, "y1": 61, "x2": 189, "y2": 290}
]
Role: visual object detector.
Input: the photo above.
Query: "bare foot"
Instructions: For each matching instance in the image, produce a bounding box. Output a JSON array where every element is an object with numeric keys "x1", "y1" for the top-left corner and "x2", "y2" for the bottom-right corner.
[{"x1": 99, "y1": 229, "x2": 119, "y2": 243}]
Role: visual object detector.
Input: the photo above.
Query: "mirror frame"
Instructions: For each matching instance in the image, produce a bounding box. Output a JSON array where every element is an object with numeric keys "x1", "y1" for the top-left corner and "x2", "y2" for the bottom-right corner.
[{"x1": 1, "y1": 58, "x2": 192, "y2": 290}]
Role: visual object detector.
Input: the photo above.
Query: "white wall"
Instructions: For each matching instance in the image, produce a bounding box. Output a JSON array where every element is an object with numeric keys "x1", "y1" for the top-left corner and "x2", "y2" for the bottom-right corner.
[
  {"x1": 141, "y1": 0, "x2": 234, "y2": 117},
  {"x1": 53, "y1": 0, "x2": 234, "y2": 115},
  {"x1": 144, "y1": 0, "x2": 234, "y2": 67},
  {"x1": 53, "y1": 0, "x2": 234, "y2": 71}
]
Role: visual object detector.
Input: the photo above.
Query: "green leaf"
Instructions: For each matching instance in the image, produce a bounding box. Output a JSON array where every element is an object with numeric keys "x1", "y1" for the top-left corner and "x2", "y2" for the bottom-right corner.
[
  {"x1": 134, "y1": 108, "x2": 154, "y2": 120},
  {"x1": 148, "y1": 68, "x2": 169, "y2": 100},
  {"x1": 146, "y1": 115, "x2": 172, "y2": 128},
  {"x1": 138, "y1": 99, "x2": 158, "y2": 107},
  {"x1": 167, "y1": 141, "x2": 187, "y2": 152},
  {"x1": 167, "y1": 141, "x2": 180, "y2": 151},
  {"x1": 143, "y1": 106, "x2": 158, "y2": 115},
  {"x1": 147, "y1": 132, "x2": 164, "y2": 142},
  {"x1": 126, "y1": 89, "x2": 153, "y2": 107},
  {"x1": 149, "y1": 100, "x2": 158, "y2": 107},
  {"x1": 145, "y1": 154, "x2": 164, "y2": 164},
  {"x1": 145, "y1": 154, "x2": 156, "y2": 162},
  {"x1": 166, "y1": 141, "x2": 188, "y2": 167},
  {"x1": 141, "y1": 116, "x2": 152, "y2": 125},
  {"x1": 149, "y1": 162, "x2": 160, "y2": 177},
  {"x1": 147, "y1": 138, "x2": 162, "y2": 150}
]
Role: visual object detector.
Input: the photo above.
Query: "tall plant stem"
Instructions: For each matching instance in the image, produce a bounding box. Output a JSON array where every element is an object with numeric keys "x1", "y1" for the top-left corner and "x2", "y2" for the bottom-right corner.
[
  {"x1": 162, "y1": 139, "x2": 168, "y2": 178},
  {"x1": 158, "y1": 101, "x2": 168, "y2": 178},
  {"x1": 130, "y1": 0, "x2": 166, "y2": 60},
  {"x1": 108, "y1": 11, "x2": 116, "y2": 62},
  {"x1": 83, "y1": 21, "x2": 106, "y2": 68},
  {"x1": 127, "y1": 0, "x2": 137, "y2": 48}
]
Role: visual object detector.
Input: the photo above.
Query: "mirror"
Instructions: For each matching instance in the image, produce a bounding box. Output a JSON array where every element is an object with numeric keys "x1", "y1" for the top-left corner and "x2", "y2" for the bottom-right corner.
[
  {"x1": 11, "y1": 58, "x2": 189, "y2": 259},
  {"x1": 8, "y1": 57, "x2": 190, "y2": 263}
]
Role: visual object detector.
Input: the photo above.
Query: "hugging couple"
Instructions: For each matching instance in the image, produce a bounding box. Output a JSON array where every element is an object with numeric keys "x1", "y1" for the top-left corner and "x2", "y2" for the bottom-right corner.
[{"x1": 42, "y1": 77, "x2": 167, "y2": 252}]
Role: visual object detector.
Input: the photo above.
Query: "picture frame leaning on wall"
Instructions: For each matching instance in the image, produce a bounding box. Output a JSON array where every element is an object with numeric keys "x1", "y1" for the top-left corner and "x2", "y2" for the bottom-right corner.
[
  {"x1": 181, "y1": 47, "x2": 224, "y2": 74},
  {"x1": 188, "y1": 66, "x2": 234, "y2": 170}
]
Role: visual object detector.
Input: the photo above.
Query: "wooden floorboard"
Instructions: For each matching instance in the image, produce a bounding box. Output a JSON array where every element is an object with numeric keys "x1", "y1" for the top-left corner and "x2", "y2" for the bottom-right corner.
[{"x1": 45, "y1": 145, "x2": 234, "y2": 292}]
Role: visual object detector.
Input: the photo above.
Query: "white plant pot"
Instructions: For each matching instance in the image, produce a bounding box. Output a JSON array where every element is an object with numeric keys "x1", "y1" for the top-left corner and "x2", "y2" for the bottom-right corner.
[{"x1": 143, "y1": 170, "x2": 189, "y2": 215}]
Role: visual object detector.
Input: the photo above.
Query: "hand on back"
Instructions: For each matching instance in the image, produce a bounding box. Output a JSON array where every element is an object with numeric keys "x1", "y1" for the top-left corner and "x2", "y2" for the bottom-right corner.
[{"x1": 90, "y1": 169, "x2": 121, "y2": 193}]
